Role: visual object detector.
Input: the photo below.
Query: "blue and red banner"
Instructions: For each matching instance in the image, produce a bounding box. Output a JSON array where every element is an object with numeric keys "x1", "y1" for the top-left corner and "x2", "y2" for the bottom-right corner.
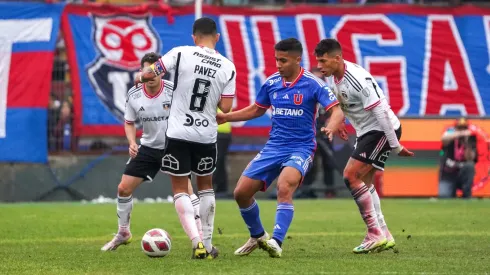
[
  {"x1": 62, "y1": 4, "x2": 490, "y2": 137},
  {"x1": 0, "y1": 2, "x2": 64, "y2": 163}
]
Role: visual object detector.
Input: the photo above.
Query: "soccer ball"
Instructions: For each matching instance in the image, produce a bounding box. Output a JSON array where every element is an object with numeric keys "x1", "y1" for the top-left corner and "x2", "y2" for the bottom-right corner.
[{"x1": 141, "y1": 228, "x2": 172, "y2": 257}]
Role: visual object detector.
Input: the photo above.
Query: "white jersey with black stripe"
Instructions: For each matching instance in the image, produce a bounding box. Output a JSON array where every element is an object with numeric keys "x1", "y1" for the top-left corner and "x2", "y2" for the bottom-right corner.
[
  {"x1": 124, "y1": 80, "x2": 173, "y2": 149},
  {"x1": 329, "y1": 60, "x2": 400, "y2": 137},
  {"x1": 155, "y1": 45, "x2": 236, "y2": 144}
]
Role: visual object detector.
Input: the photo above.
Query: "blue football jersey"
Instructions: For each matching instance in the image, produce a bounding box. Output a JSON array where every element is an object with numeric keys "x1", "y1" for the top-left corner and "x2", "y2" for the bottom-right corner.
[{"x1": 255, "y1": 68, "x2": 339, "y2": 150}]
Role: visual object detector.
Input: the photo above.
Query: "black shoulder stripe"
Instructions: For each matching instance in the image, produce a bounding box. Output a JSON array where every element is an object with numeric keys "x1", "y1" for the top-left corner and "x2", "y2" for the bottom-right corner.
[
  {"x1": 172, "y1": 52, "x2": 182, "y2": 91},
  {"x1": 229, "y1": 70, "x2": 235, "y2": 82},
  {"x1": 345, "y1": 71, "x2": 363, "y2": 91},
  {"x1": 164, "y1": 81, "x2": 174, "y2": 90},
  {"x1": 344, "y1": 74, "x2": 361, "y2": 92},
  {"x1": 127, "y1": 86, "x2": 142, "y2": 98}
]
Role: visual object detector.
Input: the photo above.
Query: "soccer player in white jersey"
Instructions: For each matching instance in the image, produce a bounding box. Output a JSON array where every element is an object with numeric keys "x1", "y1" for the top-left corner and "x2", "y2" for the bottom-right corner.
[
  {"x1": 314, "y1": 39, "x2": 414, "y2": 254},
  {"x1": 101, "y1": 53, "x2": 201, "y2": 252},
  {"x1": 135, "y1": 18, "x2": 235, "y2": 259}
]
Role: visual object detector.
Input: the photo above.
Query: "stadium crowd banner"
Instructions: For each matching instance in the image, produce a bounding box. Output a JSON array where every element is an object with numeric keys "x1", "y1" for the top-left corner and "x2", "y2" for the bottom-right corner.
[
  {"x1": 63, "y1": 4, "x2": 490, "y2": 137},
  {"x1": 0, "y1": 2, "x2": 64, "y2": 163}
]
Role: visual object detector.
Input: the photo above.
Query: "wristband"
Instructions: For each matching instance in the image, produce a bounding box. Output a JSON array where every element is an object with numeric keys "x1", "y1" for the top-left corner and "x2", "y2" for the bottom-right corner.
[{"x1": 393, "y1": 146, "x2": 403, "y2": 154}]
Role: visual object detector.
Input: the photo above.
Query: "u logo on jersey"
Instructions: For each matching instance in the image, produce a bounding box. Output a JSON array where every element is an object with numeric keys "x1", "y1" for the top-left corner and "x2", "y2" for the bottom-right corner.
[
  {"x1": 86, "y1": 15, "x2": 161, "y2": 123},
  {"x1": 293, "y1": 94, "x2": 303, "y2": 105}
]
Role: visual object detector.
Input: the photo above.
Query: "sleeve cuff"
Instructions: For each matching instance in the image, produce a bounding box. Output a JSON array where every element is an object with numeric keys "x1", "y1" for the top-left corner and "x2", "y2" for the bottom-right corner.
[
  {"x1": 255, "y1": 102, "x2": 270, "y2": 109},
  {"x1": 125, "y1": 120, "x2": 135, "y2": 124},
  {"x1": 325, "y1": 100, "x2": 339, "y2": 112}
]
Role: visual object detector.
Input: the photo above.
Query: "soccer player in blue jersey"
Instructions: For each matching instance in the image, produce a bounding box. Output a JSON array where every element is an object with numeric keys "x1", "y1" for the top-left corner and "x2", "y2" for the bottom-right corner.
[{"x1": 216, "y1": 38, "x2": 346, "y2": 258}]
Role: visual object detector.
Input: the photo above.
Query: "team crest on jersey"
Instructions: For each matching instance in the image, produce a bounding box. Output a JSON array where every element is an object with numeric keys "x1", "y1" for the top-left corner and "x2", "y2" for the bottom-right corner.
[
  {"x1": 293, "y1": 93, "x2": 303, "y2": 105},
  {"x1": 341, "y1": 91, "x2": 349, "y2": 100},
  {"x1": 344, "y1": 80, "x2": 350, "y2": 89},
  {"x1": 361, "y1": 87, "x2": 370, "y2": 97},
  {"x1": 163, "y1": 101, "x2": 171, "y2": 110},
  {"x1": 86, "y1": 15, "x2": 161, "y2": 123}
]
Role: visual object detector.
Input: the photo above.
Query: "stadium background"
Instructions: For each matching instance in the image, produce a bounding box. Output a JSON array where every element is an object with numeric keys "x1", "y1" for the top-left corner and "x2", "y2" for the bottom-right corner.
[{"x1": 1, "y1": 0, "x2": 489, "y2": 202}]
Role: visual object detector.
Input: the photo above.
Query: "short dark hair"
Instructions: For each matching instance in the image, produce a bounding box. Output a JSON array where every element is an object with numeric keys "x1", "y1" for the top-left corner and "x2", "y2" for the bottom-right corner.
[
  {"x1": 314, "y1": 38, "x2": 342, "y2": 57},
  {"x1": 274, "y1": 38, "x2": 303, "y2": 55},
  {"x1": 141, "y1": 52, "x2": 161, "y2": 68},
  {"x1": 193, "y1": 17, "x2": 217, "y2": 36}
]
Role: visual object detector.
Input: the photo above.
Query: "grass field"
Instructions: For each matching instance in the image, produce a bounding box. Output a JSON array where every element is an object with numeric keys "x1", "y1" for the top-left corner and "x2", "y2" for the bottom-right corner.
[{"x1": 1, "y1": 199, "x2": 489, "y2": 274}]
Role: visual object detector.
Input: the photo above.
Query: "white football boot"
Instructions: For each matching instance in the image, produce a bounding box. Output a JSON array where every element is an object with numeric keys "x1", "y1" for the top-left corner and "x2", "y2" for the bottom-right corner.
[
  {"x1": 101, "y1": 231, "x2": 132, "y2": 251},
  {"x1": 258, "y1": 238, "x2": 283, "y2": 258},
  {"x1": 234, "y1": 232, "x2": 270, "y2": 256}
]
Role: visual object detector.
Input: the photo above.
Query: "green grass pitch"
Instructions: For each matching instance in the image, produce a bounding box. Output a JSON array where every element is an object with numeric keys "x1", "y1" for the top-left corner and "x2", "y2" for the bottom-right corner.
[{"x1": 1, "y1": 199, "x2": 489, "y2": 274}]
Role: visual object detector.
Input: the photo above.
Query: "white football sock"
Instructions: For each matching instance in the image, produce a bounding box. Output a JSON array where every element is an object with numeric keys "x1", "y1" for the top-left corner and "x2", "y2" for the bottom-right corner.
[
  {"x1": 117, "y1": 195, "x2": 133, "y2": 232},
  {"x1": 198, "y1": 189, "x2": 216, "y2": 252},
  {"x1": 369, "y1": 185, "x2": 386, "y2": 227},
  {"x1": 174, "y1": 193, "x2": 201, "y2": 247},
  {"x1": 190, "y1": 193, "x2": 203, "y2": 240}
]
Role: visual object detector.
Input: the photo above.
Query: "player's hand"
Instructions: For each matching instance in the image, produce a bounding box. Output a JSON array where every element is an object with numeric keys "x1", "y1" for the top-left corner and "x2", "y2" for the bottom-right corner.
[
  {"x1": 129, "y1": 143, "x2": 139, "y2": 158},
  {"x1": 338, "y1": 127, "x2": 349, "y2": 141},
  {"x1": 320, "y1": 127, "x2": 334, "y2": 142},
  {"x1": 397, "y1": 146, "x2": 414, "y2": 157},
  {"x1": 216, "y1": 112, "x2": 228, "y2": 125},
  {"x1": 134, "y1": 72, "x2": 143, "y2": 86}
]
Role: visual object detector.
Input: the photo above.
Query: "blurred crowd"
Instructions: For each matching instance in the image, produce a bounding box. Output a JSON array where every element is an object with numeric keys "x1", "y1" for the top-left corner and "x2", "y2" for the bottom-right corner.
[{"x1": 49, "y1": 36, "x2": 74, "y2": 152}]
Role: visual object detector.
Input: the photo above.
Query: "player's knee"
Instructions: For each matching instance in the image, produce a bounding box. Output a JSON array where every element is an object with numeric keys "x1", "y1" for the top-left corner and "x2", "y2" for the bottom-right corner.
[
  {"x1": 118, "y1": 181, "x2": 133, "y2": 197},
  {"x1": 233, "y1": 186, "x2": 245, "y2": 202},
  {"x1": 117, "y1": 179, "x2": 134, "y2": 197},
  {"x1": 343, "y1": 169, "x2": 357, "y2": 190},
  {"x1": 276, "y1": 180, "x2": 297, "y2": 200}
]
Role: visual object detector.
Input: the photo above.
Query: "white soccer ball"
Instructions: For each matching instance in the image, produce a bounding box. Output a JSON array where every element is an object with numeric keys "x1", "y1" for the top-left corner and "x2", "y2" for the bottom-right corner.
[{"x1": 141, "y1": 228, "x2": 172, "y2": 257}]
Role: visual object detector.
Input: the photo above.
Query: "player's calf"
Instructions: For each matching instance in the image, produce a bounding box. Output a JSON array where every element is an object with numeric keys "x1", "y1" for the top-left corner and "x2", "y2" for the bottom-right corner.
[
  {"x1": 343, "y1": 159, "x2": 385, "y2": 253},
  {"x1": 233, "y1": 175, "x2": 263, "y2": 208},
  {"x1": 269, "y1": 167, "x2": 301, "y2": 253},
  {"x1": 116, "y1": 176, "x2": 142, "y2": 234},
  {"x1": 234, "y1": 176, "x2": 268, "y2": 256}
]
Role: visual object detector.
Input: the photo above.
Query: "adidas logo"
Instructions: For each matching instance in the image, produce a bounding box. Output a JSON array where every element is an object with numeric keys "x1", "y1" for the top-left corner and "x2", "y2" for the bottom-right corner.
[
  {"x1": 139, "y1": 106, "x2": 145, "y2": 112},
  {"x1": 274, "y1": 224, "x2": 281, "y2": 230},
  {"x1": 359, "y1": 152, "x2": 367, "y2": 158},
  {"x1": 283, "y1": 94, "x2": 289, "y2": 99}
]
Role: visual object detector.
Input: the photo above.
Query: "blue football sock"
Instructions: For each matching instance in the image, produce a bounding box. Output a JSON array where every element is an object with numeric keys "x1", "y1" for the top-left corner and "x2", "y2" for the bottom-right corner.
[
  {"x1": 239, "y1": 200, "x2": 265, "y2": 238},
  {"x1": 272, "y1": 203, "x2": 294, "y2": 247}
]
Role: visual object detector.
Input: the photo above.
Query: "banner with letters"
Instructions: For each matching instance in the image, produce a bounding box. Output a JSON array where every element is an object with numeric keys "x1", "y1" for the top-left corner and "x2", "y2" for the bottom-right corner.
[
  {"x1": 0, "y1": 2, "x2": 64, "y2": 163},
  {"x1": 63, "y1": 4, "x2": 490, "y2": 137}
]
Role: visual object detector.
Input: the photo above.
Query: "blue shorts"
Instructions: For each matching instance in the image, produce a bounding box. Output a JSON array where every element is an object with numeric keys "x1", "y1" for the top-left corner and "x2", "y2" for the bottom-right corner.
[{"x1": 242, "y1": 146, "x2": 314, "y2": 192}]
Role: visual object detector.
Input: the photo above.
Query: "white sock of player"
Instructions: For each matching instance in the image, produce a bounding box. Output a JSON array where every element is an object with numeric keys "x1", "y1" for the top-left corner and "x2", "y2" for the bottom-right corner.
[
  {"x1": 350, "y1": 183, "x2": 380, "y2": 232},
  {"x1": 190, "y1": 193, "x2": 203, "y2": 240},
  {"x1": 117, "y1": 195, "x2": 133, "y2": 235},
  {"x1": 369, "y1": 185, "x2": 393, "y2": 240},
  {"x1": 174, "y1": 193, "x2": 201, "y2": 248},
  {"x1": 198, "y1": 189, "x2": 216, "y2": 253},
  {"x1": 368, "y1": 185, "x2": 386, "y2": 227}
]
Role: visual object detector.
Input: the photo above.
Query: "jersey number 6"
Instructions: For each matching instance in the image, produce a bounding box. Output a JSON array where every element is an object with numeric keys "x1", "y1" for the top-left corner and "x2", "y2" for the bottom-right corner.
[{"x1": 190, "y1": 78, "x2": 211, "y2": 112}]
